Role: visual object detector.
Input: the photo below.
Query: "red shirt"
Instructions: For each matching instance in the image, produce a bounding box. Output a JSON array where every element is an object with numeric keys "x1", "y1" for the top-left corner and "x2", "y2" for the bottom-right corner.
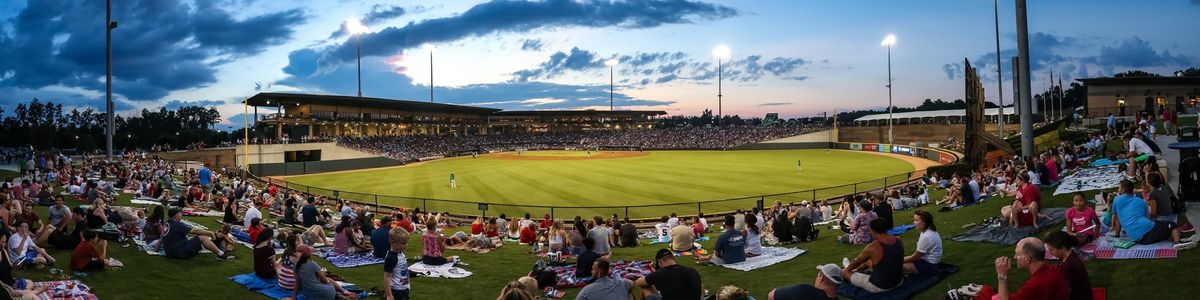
[
  {"x1": 1011, "y1": 264, "x2": 1071, "y2": 300},
  {"x1": 394, "y1": 218, "x2": 414, "y2": 233},
  {"x1": 471, "y1": 223, "x2": 484, "y2": 235},
  {"x1": 519, "y1": 226, "x2": 537, "y2": 244},
  {"x1": 71, "y1": 240, "x2": 101, "y2": 271},
  {"x1": 1016, "y1": 183, "x2": 1041, "y2": 226},
  {"x1": 248, "y1": 225, "x2": 263, "y2": 245},
  {"x1": 539, "y1": 219, "x2": 553, "y2": 229},
  {"x1": 484, "y1": 228, "x2": 499, "y2": 238}
]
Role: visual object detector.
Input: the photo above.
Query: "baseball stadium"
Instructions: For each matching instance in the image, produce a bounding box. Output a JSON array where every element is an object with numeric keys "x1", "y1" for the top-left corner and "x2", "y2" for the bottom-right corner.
[{"x1": 5, "y1": 1, "x2": 1200, "y2": 300}]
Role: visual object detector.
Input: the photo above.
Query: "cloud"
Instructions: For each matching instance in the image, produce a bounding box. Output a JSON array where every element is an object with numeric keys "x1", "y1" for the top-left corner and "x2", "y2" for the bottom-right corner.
[
  {"x1": 286, "y1": 0, "x2": 738, "y2": 73},
  {"x1": 520, "y1": 98, "x2": 566, "y2": 106},
  {"x1": 0, "y1": 0, "x2": 308, "y2": 102},
  {"x1": 329, "y1": 4, "x2": 412, "y2": 39},
  {"x1": 1094, "y1": 36, "x2": 1194, "y2": 68},
  {"x1": 942, "y1": 63, "x2": 963, "y2": 80},
  {"x1": 520, "y1": 39, "x2": 545, "y2": 51},
  {"x1": 758, "y1": 102, "x2": 791, "y2": 107},
  {"x1": 162, "y1": 99, "x2": 229, "y2": 109},
  {"x1": 511, "y1": 47, "x2": 813, "y2": 85},
  {"x1": 945, "y1": 33, "x2": 1196, "y2": 82}
]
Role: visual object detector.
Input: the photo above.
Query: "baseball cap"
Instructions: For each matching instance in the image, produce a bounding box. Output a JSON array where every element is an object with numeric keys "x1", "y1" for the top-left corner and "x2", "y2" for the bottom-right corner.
[
  {"x1": 655, "y1": 248, "x2": 673, "y2": 261},
  {"x1": 816, "y1": 264, "x2": 844, "y2": 284}
]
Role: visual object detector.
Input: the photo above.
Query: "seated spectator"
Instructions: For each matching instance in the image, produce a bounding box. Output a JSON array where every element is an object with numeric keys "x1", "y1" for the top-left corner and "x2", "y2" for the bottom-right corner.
[
  {"x1": 618, "y1": 218, "x2": 638, "y2": 248},
  {"x1": 547, "y1": 220, "x2": 568, "y2": 254},
  {"x1": 0, "y1": 229, "x2": 47, "y2": 298},
  {"x1": 161, "y1": 207, "x2": 233, "y2": 260},
  {"x1": 383, "y1": 227, "x2": 411, "y2": 300},
  {"x1": 8, "y1": 222, "x2": 56, "y2": 268},
  {"x1": 47, "y1": 196, "x2": 71, "y2": 229},
  {"x1": 653, "y1": 216, "x2": 671, "y2": 243},
  {"x1": 1044, "y1": 231, "x2": 1093, "y2": 300},
  {"x1": 470, "y1": 216, "x2": 485, "y2": 235},
  {"x1": 692, "y1": 216, "x2": 707, "y2": 237},
  {"x1": 1003, "y1": 173, "x2": 1042, "y2": 228},
  {"x1": 587, "y1": 216, "x2": 614, "y2": 256},
  {"x1": 842, "y1": 218, "x2": 903, "y2": 293},
  {"x1": 518, "y1": 223, "x2": 537, "y2": 245},
  {"x1": 1065, "y1": 192, "x2": 1100, "y2": 245},
  {"x1": 569, "y1": 220, "x2": 587, "y2": 255},
  {"x1": 497, "y1": 280, "x2": 537, "y2": 300},
  {"x1": 902, "y1": 210, "x2": 942, "y2": 275},
  {"x1": 871, "y1": 194, "x2": 894, "y2": 229},
  {"x1": 71, "y1": 230, "x2": 108, "y2": 272},
  {"x1": 576, "y1": 258, "x2": 632, "y2": 300},
  {"x1": 244, "y1": 198, "x2": 263, "y2": 228},
  {"x1": 505, "y1": 218, "x2": 521, "y2": 240},
  {"x1": 277, "y1": 234, "x2": 300, "y2": 292},
  {"x1": 1111, "y1": 180, "x2": 1195, "y2": 249},
  {"x1": 699, "y1": 215, "x2": 746, "y2": 265},
  {"x1": 291, "y1": 244, "x2": 359, "y2": 300},
  {"x1": 575, "y1": 238, "x2": 600, "y2": 279},
  {"x1": 636, "y1": 249, "x2": 702, "y2": 300},
  {"x1": 715, "y1": 285, "x2": 750, "y2": 300},
  {"x1": 669, "y1": 219, "x2": 696, "y2": 253},
  {"x1": 539, "y1": 214, "x2": 554, "y2": 230},
  {"x1": 247, "y1": 218, "x2": 264, "y2": 245},
  {"x1": 992, "y1": 237, "x2": 1070, "y2": 299},
  {"x1": 371, "y1": 216, "x2": 393, "y2": 259},
  {"x1": 744, "y1": 214, "x2": 763, "y2": 257},
  {"x1": 768, "y1": 264, "x2": 841, "y2": 300},
  {"x1": 333, "y1": 219, "x2": 371, "y2": 254},
  {"x1": 838, "y1": 200, "x2": 878, "y2": 245},
  {"x1": 49, "y1": 207, "x2": 88, "y2": 251},
  {"x1": 420, "y1": 222, "x2": 448, "y2": 265},
  {"x1": 772, "y1": 209, "x2": 793, "y2": 244},
  {"x1": 253, "y1": 225, "x2": 277, "y2": 279}
]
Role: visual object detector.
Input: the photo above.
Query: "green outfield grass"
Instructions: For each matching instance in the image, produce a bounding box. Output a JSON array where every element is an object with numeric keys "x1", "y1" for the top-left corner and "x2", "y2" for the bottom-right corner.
[{"x1": 283, "y1": 150, "x2": 917, "y2": 218}]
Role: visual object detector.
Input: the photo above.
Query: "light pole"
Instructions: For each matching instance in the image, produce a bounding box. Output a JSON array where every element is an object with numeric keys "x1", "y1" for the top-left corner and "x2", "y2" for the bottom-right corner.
[
  {"x1": 994, "y1": 0, "x2": 1005, "y2": 136},
  {"x1": 605, "y1": 59, "x2": 618, "y2": 111},
  {"x1": 712, "y1": 45, "x2": 731, "y2": 127},
  {"x1": 347, "y1": 19, "x2": 367, "y2": 97},
  {"x1": 105, "y1": 0, "x2": 118, "y2": 159},
  {"x1": 424, "y1": 44, "x2": 436, "y2": 103},
  {"x1": 881, "y1": 34, "x2": 896, "y2": 144}
]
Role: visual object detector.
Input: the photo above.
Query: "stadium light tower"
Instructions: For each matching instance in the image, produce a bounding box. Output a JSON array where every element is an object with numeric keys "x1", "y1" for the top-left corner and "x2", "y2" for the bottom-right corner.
[
  {"x1": 605, "y1": 59, "x2": 618, "y2": 111},
  {"x1": 424, "y1": 44, "x2": 436, "y2": 103},
  {"x1": 881, "y1": 34, "x2": 896, "y2": 145},
  {"x1": 712, "y1": 44, "x2": 731, "y2": 127},
  {"x1": 347, "y1": 18, "x2": 368, "y2": 97}
]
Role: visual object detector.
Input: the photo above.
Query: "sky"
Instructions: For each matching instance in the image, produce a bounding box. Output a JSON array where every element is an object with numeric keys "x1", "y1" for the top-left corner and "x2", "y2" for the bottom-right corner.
[{"x1": 2, "y1": 0, "x2": 1199, "y2": 130}]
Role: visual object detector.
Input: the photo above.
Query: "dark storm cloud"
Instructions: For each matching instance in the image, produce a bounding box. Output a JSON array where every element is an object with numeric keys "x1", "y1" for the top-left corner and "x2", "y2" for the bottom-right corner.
[
  {"x1": 0, "y1": 0, "x2": 308, "y2": 102},
  {"x1": 1093, "y1": 36, "x2": 1194, "y2": 68},
  {"x1": 946, "y1": 33, "x2": 1196, "y2": 82},
  {"x1": 521, "y1": 39, "x2": 546, "y2": 51},
  {"x1": 287, "y1": 0, "x2": 738, "y2": 72},
  {"x1": 511, "y1": 47, "x2": 606, "y2": 81}
]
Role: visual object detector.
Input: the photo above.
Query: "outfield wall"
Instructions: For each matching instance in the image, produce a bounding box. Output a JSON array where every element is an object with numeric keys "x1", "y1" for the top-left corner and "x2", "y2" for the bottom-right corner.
[{"x1": 234, "y1": 142, "x2": 379, "y2": 166}]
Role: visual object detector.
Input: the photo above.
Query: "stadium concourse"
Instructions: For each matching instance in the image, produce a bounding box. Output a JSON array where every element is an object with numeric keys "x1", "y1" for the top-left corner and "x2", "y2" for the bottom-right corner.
[{"x1": 1, "y1": 117, "x2": 1198, "y2": 300}]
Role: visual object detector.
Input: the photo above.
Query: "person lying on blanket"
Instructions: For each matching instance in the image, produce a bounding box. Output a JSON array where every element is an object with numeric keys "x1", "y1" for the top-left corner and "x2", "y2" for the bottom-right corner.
[
  {"x1": 292, "y1": 244, "x2": 359, "y2": 300},
  {"x1": 841, "y1": 218, "x2": 904, "y2": 294},
  {"x1": 445, "y1": 231, "x2": 496, "y2": 251},
  {"x1": 992, "y1": 237, "x2": 1070, "y2": 300},
  {"x1": 902, "y1": 210, "x2": 942, "y2": 276},
  {"x1": 161, "y1": 207, "x2": 233, "y2": 260},
  {"x1": 767, "y1": 263, "x2": 841, "y2": 300},
  {"x1": 1044, "y1": 231, "x2": 1093, "y2": 300},
  {"x1": 0, "y1": 229, "x2": 48, "y2": 299}
]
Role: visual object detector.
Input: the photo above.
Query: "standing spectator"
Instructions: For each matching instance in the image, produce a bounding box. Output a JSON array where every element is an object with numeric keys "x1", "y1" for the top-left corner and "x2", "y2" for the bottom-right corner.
[{"x1": 383, "y1": 227, "x2": 411, "y2": 300}]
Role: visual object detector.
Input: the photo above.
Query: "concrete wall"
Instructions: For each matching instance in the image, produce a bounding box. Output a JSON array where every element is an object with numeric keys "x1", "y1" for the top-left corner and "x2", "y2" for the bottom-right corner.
[
  {"x1": 1086, "y1": 83, "x2": 1200, "y2": 117},
  {"x1": 156, "y1": 148, "x2": 237, "y2": 169},
  {"x1": 837, "y1": 123, "x2": 1018, "y2": 145},
  {"x1": 761, "y1": 129, "x2": 837, "y2": 143},
  {"x1": 234, "y1": 142, "x2": 379, "y2": 166}
]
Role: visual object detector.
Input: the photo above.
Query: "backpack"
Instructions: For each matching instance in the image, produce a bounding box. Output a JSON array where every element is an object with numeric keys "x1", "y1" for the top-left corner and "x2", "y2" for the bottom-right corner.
[{"x1": 530, "y1": 260, "x2": 557, "y2": 289}]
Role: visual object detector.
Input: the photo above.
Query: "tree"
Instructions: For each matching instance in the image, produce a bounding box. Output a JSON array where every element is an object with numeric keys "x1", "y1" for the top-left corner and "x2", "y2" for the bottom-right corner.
[
  {"x1": 1113, "y1": 70, "x2": 1161, "y2": 78},
  {"x1": 1176, "y1": 67, "x2": 1200, "y2": 77}
]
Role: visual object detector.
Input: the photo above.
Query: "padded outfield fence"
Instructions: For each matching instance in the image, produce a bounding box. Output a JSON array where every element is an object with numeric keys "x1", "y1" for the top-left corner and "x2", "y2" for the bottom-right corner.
[{"x1": 241, "y1": 142, "x2": 960, "y2": 221}]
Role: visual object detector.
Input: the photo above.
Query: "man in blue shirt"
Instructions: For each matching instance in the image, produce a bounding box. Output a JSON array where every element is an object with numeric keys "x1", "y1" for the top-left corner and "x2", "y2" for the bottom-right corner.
[
  {"x1": 301, "y1": 198, "x2": 320, "y2": 227},
  {"x1": 161, "y1": 208, "x2": 232, "y2": 260},
  {"x1": 198, "y1": 165, "x2": 212, "y2": 189},
  {"x1": 1111, "y1": 180, "x2": 1194, "y2": 249},
  {"x1": 704, "y1": 215, "x2": 746, "y2": 265},
  {"x1": 371, "y1": 216, "x2": 393, "y2": 258}
]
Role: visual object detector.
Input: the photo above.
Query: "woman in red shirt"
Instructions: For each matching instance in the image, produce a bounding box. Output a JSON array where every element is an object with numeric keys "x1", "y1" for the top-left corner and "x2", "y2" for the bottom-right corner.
[
  {"x1": 518, "y1": 223, "x2": 537, "y2": 245},
  {"x1": 470, "y1": 216, "x2": 484, "y2": 235}
]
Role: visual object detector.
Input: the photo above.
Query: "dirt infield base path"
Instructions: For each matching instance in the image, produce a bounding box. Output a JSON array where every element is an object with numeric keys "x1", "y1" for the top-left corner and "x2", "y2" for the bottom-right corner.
[{"x1": 486, "y1": 151, "x2": 650, "y2": 161}]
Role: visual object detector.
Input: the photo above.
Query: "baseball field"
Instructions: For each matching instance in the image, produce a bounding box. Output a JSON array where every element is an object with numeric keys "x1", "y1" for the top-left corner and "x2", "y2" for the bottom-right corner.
[{"x1": 279, "y1": 149, "x2": 929, "y2": 218}]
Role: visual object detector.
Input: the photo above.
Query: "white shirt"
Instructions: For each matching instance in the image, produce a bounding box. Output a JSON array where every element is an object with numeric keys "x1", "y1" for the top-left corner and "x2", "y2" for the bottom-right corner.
[
  {"x1": 654, "y1": 223, "x2": 671, "y2": 241},
  {"x1": 244, "y1": 206, "x2": 263, "y2": 228},
  {"x1": 916, "y1": 229, "x2": 943, "y2": 264},
  {"x1": 7, "y1": 233, "x2": 34, "y2": 258},
  {"x1": 1128, "y1": 137, "x2": 1154, "y2": 156},
  {"x1": 666, "y1": 217, "x2": 679, "y2": 228}
]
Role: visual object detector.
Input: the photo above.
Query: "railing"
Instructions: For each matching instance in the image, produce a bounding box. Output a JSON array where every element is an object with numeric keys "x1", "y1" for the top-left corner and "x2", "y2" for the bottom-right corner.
[{"x1": 238, "y1": 143, "x2": 960, "y2": 221}]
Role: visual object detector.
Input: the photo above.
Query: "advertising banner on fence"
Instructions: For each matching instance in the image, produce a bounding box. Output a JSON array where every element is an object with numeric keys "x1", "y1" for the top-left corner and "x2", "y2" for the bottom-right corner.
[
  {"x1": 892, "y1": 146, "x2": 912, "y2": 155},
  {"x1": 850, "y1": 143, "x2": 863, "y2": 150},
  {"x1": 864, "y1": 144, "x2": 878, "y2": 151},
  {"x1": 879, "y1": 144, "x2": 891, "y2": 153}
]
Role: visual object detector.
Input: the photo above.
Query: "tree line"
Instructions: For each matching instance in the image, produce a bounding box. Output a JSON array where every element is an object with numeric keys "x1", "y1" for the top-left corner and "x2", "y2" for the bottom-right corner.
[{"x1": 0, "y1": 98, "x2": 234, "y2": 152}]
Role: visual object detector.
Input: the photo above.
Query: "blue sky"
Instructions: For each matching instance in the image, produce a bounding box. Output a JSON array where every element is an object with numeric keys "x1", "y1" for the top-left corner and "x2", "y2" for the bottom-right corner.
[{"x1": 2, "y1": 0, "x2": 1198, "y2": 129}]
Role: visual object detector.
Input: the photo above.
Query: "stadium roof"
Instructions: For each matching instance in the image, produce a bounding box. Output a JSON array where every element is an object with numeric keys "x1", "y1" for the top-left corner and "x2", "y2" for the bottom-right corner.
[
  {"x1": 853, "y1": 107, "x2": 1016, "y2": 122},
  {"x1": 493, "y1": 110, "x2": 667, "y2": 117},
  {"x1": 1076, "y1": 76, "x2": 1200, "y2": 85},
  {"x1": 245, "y1": 92, "x2": 503, "y2": 115}
]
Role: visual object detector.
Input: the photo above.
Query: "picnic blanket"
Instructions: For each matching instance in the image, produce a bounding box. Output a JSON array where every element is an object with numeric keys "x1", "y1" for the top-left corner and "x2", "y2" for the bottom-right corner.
[
  {"x1": 837, "y1": 263, "x2": 959, "y2": 300},
  {"x1": 671, "y1": 243, "x2": 708, "y2": 256},
  {"x1": 1089, "y1": 158, "x2": 1127, "y2": 167},
  {"x1": 184, "y1": 208, "x2": 224, "y2": 217},
  {"x1": 888, "y1": 224, "x2": 916, "y2": 236},
  {"x1": 1053, "y1": 166, "x2": 1123, "y2": 196},
  {"x1": 1047, "y1": 236, "x2": 1177, "y2": 260},
  {"x1": 231, "y1": 227, "x2": 284, "y2": 254},
  {"x1": 32, "y1": 280, "x2": 98, "y2": 300},
  {"x1": 547, "y1": 260, "x2": 654, "y2": 289},
  {"x1": 949, "y1": 208, "x2": 1066, "y2": 245},
  {"x1": 314, "y1": 246, "x2": 385, "y2": 268},
  {"x1": 229, "y1": 273, "x2": 369, "y2": 300},
  {"x1": 408, "y1": 261, "x2": 473, "y2": 278},
  {"x1": 181, "y1": 219, "x2": 209, "y2": 231},
  {"x1": 130, "y1": 199, "x2": 163, "y2": 206},
  {"x1": 718, "y1": 247, "x2": 806, "y2": 272},
  {"x1": 648, "y1": 236, "x2": 709, "y2": 245}
]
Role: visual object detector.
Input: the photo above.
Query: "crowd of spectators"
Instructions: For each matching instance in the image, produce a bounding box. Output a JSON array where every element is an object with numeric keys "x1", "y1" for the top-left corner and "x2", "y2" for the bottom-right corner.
[{"x1": 337, "y1": 125, "x2": 824, "y2": 162}]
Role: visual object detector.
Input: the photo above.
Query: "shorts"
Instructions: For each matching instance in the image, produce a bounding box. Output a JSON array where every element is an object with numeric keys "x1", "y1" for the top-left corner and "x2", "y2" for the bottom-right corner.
[
  {"x1": 391, "y1": 289, "x2": 410, "y2": 300},
  {"x1": 13, "y1": 278, "x2": 27, "y2": 290},
  {"x1": 1156, "y1": 214, "x2": 1178, "y2": 223},
  {"x1": 78, "y1": 260, "x2": 104, "y2": 272},
  {"x1": 849, "y1": 272, "x2": 902, "y2": 293},
  {"x1": 1137, "y1": 221, "x2": 1177, "y2": 245},
  {"x1": 169, "y1": 237, "x2": 204, "y2": 259},
  {"x1": 16, "y1": 251, "x2": 38, "y2": 266},
  {"x1": 912, "y1": 260, "x2": 938, "y2": 275}
]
